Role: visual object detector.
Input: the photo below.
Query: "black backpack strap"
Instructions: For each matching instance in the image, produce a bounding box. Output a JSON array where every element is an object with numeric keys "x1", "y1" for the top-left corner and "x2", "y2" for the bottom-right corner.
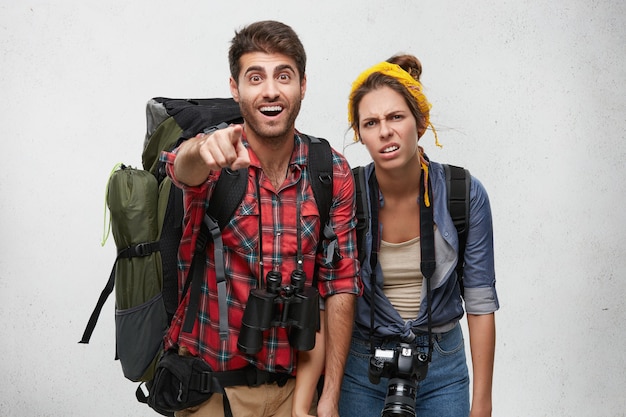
[
  {"x1": 352, "y1": 166, "x2": 369, "y2": 267},
  {"x1": 78, "y1": 263, "x2": 116, "y2": 344},
  {"x1": 179, "y1": 124, "x2": 248, "y2": 339},
  {"x1": 207, "y1": 167, "x2": 249, "y2": 229},
  {"x1": 303, "y1": 134, "x2": 335, "y2": 285},
  {"x1": 160, "y1": 184, "x2": 184, "y2": 320},
  {"x1": 305, "y1": 135, "x2": 333, "y2": 231},
  {"x1": 205, "y1": 122, "x2": 249, "y2": 229},
  {"x1": 443, "y1": 164, "x2": 471, "y2": 297}
]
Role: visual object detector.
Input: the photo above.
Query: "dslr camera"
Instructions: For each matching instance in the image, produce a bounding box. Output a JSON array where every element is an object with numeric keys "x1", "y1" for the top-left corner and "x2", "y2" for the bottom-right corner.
[
  {"x1": 237, "y1": 270, "x2": 319, "y2": 354},
  {"x1": 368, "y1": 343, "x2": 430, "y2": 417}
]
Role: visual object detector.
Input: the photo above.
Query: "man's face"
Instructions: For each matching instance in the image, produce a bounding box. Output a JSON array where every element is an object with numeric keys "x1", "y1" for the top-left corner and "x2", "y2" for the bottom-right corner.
[{"x1": 230, "y1": 52, "x2": 306, "y2": 143}]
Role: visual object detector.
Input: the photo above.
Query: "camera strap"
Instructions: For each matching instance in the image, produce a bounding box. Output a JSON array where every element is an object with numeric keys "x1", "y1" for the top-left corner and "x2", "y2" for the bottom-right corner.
[
  {"x1": 419, "y1": 170, "x2": 436, "y2": 360},
  {"x1": 256, "y1": 176, "x2": 266, "y2": 285},
  {"x1": 367, "y1": 171, "x2": 381, "y2": 352},
  {"x1": 367, "y1": 167, "x2": 435, "y2": 360}
]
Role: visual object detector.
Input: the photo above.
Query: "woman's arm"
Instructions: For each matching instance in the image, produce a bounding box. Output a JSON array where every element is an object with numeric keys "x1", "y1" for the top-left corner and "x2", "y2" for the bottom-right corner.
[
  {"x1": 292, "y1": 310, "x2": 326, "y2": 417},
  {"x1": 467, "y1": 312, "x2": 496, "y2": 417}
]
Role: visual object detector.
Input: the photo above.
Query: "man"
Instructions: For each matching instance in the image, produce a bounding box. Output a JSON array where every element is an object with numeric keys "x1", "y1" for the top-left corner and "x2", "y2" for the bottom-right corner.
[{"x1": 160, "y1": 20, "x2": 361, "y2": 417}]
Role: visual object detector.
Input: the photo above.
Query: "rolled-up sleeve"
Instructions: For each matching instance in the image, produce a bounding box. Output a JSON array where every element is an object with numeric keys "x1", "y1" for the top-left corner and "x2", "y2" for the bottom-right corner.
[
  {"x1": 160, "y1": 149, "x2": 215, "y2": 195},
  {"x1": 463, "y1": 176, "x2": 499, "y2": 315}
]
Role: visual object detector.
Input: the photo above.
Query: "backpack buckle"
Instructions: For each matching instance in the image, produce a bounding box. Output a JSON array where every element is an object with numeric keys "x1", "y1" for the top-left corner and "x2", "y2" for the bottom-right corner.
[
  {"x1": 135, "y1": 243, "x2": 149, "y2": 256},
  {"x1": 198, "y1": 371, "x2": 213, "y2": 393},
  {"x1": 134, "y1": 242, "x2": 157, "y2": 257}
]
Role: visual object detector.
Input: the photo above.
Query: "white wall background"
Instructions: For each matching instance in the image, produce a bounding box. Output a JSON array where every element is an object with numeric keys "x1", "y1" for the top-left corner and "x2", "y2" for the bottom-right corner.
[{"x1": 1, "y1": 1, "x2": 625, "y2": 416}]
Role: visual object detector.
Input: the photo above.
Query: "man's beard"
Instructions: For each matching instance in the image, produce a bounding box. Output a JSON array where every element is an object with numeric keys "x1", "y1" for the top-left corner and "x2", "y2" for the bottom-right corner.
[{"x1": 239, "y1": 99, "x2": 302, "y2": 142}]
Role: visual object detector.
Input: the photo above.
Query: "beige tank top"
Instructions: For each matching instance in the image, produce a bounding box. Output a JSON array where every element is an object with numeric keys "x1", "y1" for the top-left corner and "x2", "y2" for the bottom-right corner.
[{"x1": 380, "y1": 236, "x2": 422, "y2": 321}]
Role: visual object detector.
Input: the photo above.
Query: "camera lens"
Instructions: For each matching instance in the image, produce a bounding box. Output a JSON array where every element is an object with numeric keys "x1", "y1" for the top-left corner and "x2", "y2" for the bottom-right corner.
[{"x1": 381, "y1": 377, "x2": 417, "y2": 417}]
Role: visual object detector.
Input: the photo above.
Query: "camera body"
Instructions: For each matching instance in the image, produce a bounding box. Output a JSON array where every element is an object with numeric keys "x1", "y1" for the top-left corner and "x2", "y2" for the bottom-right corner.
[
  {"x1": 368, "y1": 343, "x2": 429, "y2": 417},
  {"x1": 237, "y1": 270, "x2": 319, "y2": 354}
]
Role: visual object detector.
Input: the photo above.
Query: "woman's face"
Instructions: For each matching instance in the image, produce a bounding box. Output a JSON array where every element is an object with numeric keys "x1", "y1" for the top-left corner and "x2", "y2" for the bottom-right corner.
[{"x1": 357, "y1": 86, "x2": 421, "y2": 171}]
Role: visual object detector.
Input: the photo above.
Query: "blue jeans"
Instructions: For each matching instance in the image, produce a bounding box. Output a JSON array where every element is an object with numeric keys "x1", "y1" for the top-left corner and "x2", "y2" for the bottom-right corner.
[{"x1": 339, "y1": 322, "x2": 469, "y2": 417}]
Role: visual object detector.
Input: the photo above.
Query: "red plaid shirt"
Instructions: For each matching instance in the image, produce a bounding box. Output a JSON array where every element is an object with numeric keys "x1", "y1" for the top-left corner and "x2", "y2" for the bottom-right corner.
[{"x1": 162, "y1": 132, "x2": 361, "y2": 374}]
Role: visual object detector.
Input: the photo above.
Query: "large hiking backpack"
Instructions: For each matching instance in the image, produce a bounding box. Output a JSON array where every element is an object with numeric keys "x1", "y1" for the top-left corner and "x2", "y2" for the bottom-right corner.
[
  {"x1": 352, "y1": 163, "x2": 470, "y2": 294},
  {"x1": 79, "y1": 98, "x2": 334, "y2": 386}
]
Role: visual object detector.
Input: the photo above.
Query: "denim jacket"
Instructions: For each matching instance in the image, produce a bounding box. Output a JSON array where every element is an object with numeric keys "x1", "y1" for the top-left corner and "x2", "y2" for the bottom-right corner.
[{"x1": 353, "y1": 161, "x2": 499, "y2": 343}]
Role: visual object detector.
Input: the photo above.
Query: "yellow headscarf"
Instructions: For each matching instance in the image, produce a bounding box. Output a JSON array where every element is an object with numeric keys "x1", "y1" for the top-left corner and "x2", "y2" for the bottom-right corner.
[{"x1": 348, "y1": 61, "x2": 441, "y2": 206}]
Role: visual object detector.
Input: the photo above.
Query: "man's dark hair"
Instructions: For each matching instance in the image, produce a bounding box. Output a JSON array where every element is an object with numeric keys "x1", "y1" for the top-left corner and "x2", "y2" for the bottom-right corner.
[{"x1": 228, "y1": 20, "x2": 306, "y2": 83}]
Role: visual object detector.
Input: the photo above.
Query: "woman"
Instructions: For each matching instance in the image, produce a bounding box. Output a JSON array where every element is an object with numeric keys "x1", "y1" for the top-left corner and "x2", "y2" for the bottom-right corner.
[{"x1": 339, "y1": 55, "x2": 499, "y2": 417}]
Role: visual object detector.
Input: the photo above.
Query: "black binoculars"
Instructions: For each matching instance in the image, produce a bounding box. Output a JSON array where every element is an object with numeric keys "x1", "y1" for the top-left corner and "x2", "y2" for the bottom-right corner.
[{"x1": 237, "y1": 270, "x2": 320, "y2": 354}]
